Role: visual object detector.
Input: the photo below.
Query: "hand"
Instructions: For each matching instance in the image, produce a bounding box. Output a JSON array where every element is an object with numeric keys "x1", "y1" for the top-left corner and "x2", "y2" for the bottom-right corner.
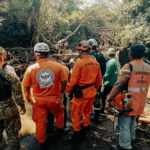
[
  {"x1": 65, "y1": 93, "x2": 70, "y2": 100},
  {"x1": 59, "y1": 93, "x2": 64, "y2": 101},
  {"x1": 29, "y1": 101, "x2": 33, "y2": 105},
  {"x1": 105, "y1": 99, "x2": 114, "y2": 115},
  {"x1": 20, "y1": 107, "x2": 26, "y2": 115}
]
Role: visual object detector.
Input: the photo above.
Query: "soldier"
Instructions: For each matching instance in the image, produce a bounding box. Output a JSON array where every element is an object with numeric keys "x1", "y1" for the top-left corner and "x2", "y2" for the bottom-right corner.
[{"x1": 0, "y1": 47, "x2": 26, "y2": 150}]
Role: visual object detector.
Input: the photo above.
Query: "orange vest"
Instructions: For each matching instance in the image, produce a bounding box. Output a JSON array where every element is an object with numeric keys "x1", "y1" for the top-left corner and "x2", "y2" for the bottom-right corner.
[{"x1": 126, "y1": 60, "x2": 150, "y2": 116}]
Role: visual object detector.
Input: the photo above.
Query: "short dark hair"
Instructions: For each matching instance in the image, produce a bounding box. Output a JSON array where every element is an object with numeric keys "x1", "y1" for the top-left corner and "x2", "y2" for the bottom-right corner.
[
  {"x1": 130, "y1": 43, "x2": 145, "y2": 59},
  {"x1": 40, "y1": 52, "x2": 49, "y2": 57},
  {"x1": 52, "y1": 55, "x2": 59, "y2": 60},
  {"x1": 130, "y1": 52, "x2": 144, "y2": 59},
  {"x1": 109, "y1": 54, "x2": 115, "y2": 58}
]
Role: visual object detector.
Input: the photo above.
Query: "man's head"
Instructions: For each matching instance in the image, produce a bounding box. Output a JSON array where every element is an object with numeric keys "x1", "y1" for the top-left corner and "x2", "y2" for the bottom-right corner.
[
  {"x1": 77, "y1": 41, "x2": 91, "y2": 59},
  {"x1": 88, "y1": 39, "x2": 98, "y2": 54},
  {"x1": 51, "y1": 55, "x2": 59, "y2": 62},
  {"x1": 34, "y1": 42, "x2": 50, "y2": 60},
  {"x1": 128, "y1": 43, "x2": 146, "y2": 61},
  {"x1": 107, "y1": 48, "x2": 116, "y2": 58}
]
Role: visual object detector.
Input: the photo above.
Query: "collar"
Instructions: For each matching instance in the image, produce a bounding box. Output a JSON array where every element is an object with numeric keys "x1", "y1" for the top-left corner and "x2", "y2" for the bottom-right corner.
[
  {"x1": 37, "y1": 59, "x2": 50, "y2": 62},
  {"x1": 82, "y1": 55, "x2": 91, "y2": 59},
  {"x1": 109, "y1": 57, "x2": 116, "y2": 60}
]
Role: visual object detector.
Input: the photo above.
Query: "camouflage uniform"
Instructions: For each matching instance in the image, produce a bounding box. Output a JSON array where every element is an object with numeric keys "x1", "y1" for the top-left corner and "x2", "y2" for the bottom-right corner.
[{"x1": 0, "y1": 69, "x2": 25, "y2": 150}]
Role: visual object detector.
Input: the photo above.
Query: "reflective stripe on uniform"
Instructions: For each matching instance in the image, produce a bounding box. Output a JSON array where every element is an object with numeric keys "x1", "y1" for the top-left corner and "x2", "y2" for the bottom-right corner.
[
  {"x1": 133, "y1": 66, "x2": 150, "y2": 71},
  {"x1": 94, "y1": 108, "x2": 101, "y2": 110},
  {"x1": 128, "y1": 87, "x2": 149, "y2": 92}
]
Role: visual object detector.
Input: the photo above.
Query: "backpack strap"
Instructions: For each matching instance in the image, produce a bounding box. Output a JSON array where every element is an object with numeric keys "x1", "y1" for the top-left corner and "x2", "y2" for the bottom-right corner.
[
  {"x1": 2, "y1": 63, "x2": 8, "y2": 69},
  {"x1": 128, "y1": 63, "x2": 133, "y2": 73}
]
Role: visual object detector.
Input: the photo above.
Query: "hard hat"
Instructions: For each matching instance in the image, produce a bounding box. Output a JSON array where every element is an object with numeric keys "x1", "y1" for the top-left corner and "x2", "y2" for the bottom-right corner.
[
  {"x1": 110, "y1": 92, "x2": 133, "y2": 114},
  {"x1": 76, "y1": 58, "x2": 80, "y2": 62},
  {"x1": 108, "y1": 48, "x2": 116, "y2": 55},
  {"x1": 0, "y1": 47, "x2": 7, "y2": 60},
  {"x1": 34, "y1": 42, "x2": 50, "y2": 53},
  {"x1": 69, "y1": 58, "x2": 75, "y2": 64},
  {"x1": 88, "y1": 39, "x2": 98, "y2": 47},
  {"x1": 77, "y1": 41, "x2": 92, "y2": 51}
]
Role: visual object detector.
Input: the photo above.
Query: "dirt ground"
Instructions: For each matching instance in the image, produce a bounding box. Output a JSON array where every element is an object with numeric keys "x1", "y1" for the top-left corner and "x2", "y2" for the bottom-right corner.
[{"x1": 2, "y1": 88, "x2": 150, "y2": 150}]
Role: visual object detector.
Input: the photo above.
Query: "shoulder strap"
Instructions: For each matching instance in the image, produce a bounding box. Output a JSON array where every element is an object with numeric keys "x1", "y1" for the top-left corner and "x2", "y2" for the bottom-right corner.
[
  {"x1": 128, "y1": 63, "x2": 133, "y2": 73},
  {"x1": 2, "y1": 63, "x2": 8, "y2": 69}
]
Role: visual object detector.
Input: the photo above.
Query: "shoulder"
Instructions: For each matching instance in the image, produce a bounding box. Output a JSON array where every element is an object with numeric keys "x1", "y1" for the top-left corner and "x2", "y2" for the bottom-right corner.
[
  {"x1": 120, "y1": 63, "x2": 131, "y2": 78},
  {"x1": 3, "y1": 69, "x2": 18, "y2": 81}
]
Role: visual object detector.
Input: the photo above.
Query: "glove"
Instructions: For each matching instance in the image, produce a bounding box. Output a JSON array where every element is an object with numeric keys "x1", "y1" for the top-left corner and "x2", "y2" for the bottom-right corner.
[{"x1": 66, "y1": 93, "x2": 70, "y2": 100}]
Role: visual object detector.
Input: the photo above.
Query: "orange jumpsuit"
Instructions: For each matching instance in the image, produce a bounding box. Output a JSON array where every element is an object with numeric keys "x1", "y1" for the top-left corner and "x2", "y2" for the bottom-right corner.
[
  {"x1": 66, "y1": 55, "x2": 102, "y2": 131},
  {"x1": 23, "y1": 59, "x2": 67, "y2": 143}
]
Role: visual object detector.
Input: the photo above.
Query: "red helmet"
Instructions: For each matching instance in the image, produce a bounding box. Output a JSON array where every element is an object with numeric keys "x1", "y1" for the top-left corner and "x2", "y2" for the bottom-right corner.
[
  {"x1": 110, "y1": 92, "x2": 133, "y2": 114},
  {"x1": 77, "y1": 41, "x2": 92, "y2": 51}
]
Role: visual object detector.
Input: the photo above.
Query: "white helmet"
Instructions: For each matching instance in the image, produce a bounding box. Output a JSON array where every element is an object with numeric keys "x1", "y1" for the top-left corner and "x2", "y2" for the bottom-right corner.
[
  {"x1": 34, "y1": 43, "x2": 50, "y2": 53},
  {"x1": 108, "y1": 48, "x2": 116, "y2": 54},
  {"x1": 69, "y1": 58, "x2": 75, "y2": 64},
  {"x1": 88, "y1": 39, "x2": 98, "y2": 47}
]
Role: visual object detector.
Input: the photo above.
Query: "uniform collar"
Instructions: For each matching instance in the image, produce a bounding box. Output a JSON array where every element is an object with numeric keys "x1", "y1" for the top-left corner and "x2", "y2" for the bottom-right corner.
[
  {"x1": 110, "y1": 57, "x2": 116, "y2": 60},
  {"x1": 37, "y1": 58, "x2": 50, "y2": 62}
]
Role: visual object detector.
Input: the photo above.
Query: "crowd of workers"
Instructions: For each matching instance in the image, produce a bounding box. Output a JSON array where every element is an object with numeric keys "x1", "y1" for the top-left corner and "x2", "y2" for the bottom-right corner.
[{"x1": 0, "y1": 39, "x2": 150, "y2": 150}]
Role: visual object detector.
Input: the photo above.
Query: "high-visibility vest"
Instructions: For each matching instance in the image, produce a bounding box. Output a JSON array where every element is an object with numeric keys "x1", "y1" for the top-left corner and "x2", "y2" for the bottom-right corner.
[{"x1": 126, "y1": 60, "x2": 150, "y2": 116}]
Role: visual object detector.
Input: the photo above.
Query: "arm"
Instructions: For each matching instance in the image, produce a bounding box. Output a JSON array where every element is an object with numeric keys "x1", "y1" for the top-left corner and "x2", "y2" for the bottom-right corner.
[
  {"x1": 95, "y1": 64, "x2": 102, "y2": 89},
  {"x1": 23, "y1": 86, "x2": 32, "y2": 104},
  {"x1": 60, "y1": 80, "x2": 67, "y2": 93},
  {"x1": 66, "y1": 62, "x2": 80, "y2": 93},
  {"x1": 11, "y1": 74, "x2": 26, "y2": 115},
  {"x1": 105, "y1": 63, "x2": 131, "y2": 114}
]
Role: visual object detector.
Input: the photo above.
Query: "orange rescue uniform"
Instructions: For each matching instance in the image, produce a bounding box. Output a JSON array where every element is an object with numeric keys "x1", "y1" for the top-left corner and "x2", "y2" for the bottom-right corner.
[
  {"x1": 23, "y1": 59, "x2": 67, "y2": 143},
  {"x1": 66, "y1": 55, "x2": 102, "y2": 131}
]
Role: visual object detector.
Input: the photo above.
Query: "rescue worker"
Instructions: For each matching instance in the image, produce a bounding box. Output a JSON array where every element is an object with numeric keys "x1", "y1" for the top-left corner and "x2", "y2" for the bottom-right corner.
[
  {"x1": 22, "y1": 43, "x2": 67, "y2": 150},
  {"x1": 105, "y1": 43, "x2": 150, "y2": 150},
  {"x1": 88, "y1": 39, "x2": 106, "y2": 120},
  {"x1": 46, "y1": 55, "x2": 70, "y2": 133},
  {"x1": 0, "y1": 47, "x2": 26, "y2": 150},
  {"x1": 101, "y1": 48, "x2": 120, "y2": 113},
  {"x1": 66, "y1": 41, "x2": 102, "y2": 141},
  {"x1": 1, "y1": 48, "x2": 16, "y2": 73}
]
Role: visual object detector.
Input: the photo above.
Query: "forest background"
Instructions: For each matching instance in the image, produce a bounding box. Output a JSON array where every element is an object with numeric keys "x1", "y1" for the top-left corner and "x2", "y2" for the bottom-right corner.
[{"x1": 0, "y1": 0, "x2": 150, "y2": 53}]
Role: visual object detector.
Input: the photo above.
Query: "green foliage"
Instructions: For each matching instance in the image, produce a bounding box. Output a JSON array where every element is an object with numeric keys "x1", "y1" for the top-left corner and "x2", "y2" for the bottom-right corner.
[{"x1": 114, "y1": 0, "x2": 150, "y2": 48}]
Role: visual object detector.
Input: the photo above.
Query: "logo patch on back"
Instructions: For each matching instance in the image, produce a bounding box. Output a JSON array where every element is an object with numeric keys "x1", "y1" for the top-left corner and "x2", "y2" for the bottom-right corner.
[{"x1": 37, "y1": 69, "x2": 55, "y2": 88}]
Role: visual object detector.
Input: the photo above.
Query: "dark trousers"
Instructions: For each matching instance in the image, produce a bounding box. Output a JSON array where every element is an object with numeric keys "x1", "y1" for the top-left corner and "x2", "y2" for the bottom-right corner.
[
  {"x1": 101, "y1": 86, "x2": 113, "y2": 113},
  {"x1": 94, "y1": 87, "x2": 102, "y2": 118},
  {"x1": 46, "y1": 94, "x2": 67, "y2": 131}
]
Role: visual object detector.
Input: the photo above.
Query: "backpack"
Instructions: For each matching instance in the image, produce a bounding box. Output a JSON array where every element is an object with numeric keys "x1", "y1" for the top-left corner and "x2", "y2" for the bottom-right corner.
[{"x1": 94, "y1": 51, "x2": 106, "y2": 77}]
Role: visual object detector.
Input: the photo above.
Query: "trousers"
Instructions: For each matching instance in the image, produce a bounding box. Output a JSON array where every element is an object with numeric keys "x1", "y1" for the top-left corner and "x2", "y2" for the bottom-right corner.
[
  {"x1": 32, "y1": 100, "x2": 64, "y2": 143},
  {"x1": 46, "y1": 94, "x2": 67, "y2": 129},
  {"x1": 71, "y1": 97, "x2": 95, "y2": 131},
  {"x1": 119, "y1": 114, "x2": 137, "y2": 149},
  {"x1": 101, "y1": 86, "x2": 113, "y2": 113},
  {"x1": 0, "y1": 113, "x2": 21, "y2": 150}
]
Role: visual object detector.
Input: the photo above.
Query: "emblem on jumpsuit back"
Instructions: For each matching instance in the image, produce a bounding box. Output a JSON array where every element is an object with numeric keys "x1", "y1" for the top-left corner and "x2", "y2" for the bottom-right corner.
[{"x1": 37, "y1": 69, "x2": 55, "y2": 88}]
